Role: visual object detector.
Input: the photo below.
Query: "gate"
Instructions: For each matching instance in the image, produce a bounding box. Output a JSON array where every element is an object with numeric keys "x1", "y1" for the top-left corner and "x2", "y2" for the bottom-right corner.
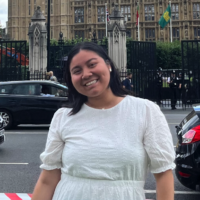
[
  {"x1": 0, "y1": 40, "x2": 29, "y2": 81},
  {"x1": 127, "y1": 41, "x2": 156, "y2": 99},
  {"x1": 181, "y1": 40, "x2": 200, "y2": 105}
]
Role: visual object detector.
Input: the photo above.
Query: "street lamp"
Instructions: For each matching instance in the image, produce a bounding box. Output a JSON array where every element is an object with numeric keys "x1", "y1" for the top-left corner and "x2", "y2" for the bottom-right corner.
[{"x1": 47, "y1": 0, "x2": 50, "y2": 71}]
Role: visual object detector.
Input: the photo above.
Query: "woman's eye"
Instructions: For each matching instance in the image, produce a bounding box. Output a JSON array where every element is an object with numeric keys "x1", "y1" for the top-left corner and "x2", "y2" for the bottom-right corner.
[
  {"x1": 90, "y1": 63, "x2": 96, "y2": 67},
  {"x1": 73, "y1": 70, "x2": 81, "y2": 74}
]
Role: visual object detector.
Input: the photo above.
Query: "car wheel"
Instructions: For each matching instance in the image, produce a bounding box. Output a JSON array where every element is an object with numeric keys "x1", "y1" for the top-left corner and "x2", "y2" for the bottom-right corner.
[{"x1": 0, "y1": 110, "x2": 13, "y2": 130}]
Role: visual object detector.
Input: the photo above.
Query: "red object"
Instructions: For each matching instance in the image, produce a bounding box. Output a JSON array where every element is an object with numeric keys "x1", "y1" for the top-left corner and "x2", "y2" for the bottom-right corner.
[
  {"x1": 136, "y1": 5, "x2": 139, "y2": 26},
  {"x1": 0, "y1": 46, "x2": 29, "y2": 66},
  {"x1": 182, "y1": 125, "x2": 200, "y2": 144},
  {"x1": 178, "y1": 171, "x2": 191, "y2": 178},
  {"x1": 5, "y1": 193, "x2": 23, "y2": 200}
]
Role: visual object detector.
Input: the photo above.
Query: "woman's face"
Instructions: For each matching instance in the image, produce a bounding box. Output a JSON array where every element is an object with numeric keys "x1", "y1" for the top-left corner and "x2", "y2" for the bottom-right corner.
[{"x1": 69, "y1": 50, "x2": 111, "y2": 98}]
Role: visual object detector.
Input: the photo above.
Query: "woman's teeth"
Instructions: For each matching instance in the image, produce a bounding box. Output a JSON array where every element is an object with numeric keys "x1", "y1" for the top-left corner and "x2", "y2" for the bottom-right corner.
[{"x1": 86, "y1": 80, "x2": 97, "y2": 86}]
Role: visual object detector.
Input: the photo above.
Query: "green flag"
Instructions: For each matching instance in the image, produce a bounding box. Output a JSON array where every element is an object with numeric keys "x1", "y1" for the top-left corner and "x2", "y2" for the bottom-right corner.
[{"x1": 158, "y1": 5, "x2": 171, "y2": 28}]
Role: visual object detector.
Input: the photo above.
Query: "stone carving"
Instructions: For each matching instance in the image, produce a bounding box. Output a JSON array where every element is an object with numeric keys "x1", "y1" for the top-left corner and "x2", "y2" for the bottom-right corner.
[
  {"x1": 34, "y1": 26, "x2": 40, "y2": 46},
  {"x1": 107, "y1": 3, "x2": 127, "y2": 72},
  {"x1": 185, "y1": 29, "x2": 188, "y2": 37},
  {"x1": 28, "y1": 6, "x2": 47, "y2": 74},
  {"x1": 89, "y1": 32, "x2": 93, "y2": 39},
  {"x1": 114, "y1": 26, "x2": 119, "y2": 43}
]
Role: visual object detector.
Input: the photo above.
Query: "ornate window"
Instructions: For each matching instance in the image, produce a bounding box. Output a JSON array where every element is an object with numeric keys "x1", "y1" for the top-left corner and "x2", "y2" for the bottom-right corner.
[
  {"x1": 97, "y1": 7, "x2": 105, "y2": 23},
  {"x1": 144, "y1": 5, "x2": 154, "y2": 21},
  {"x1": 75, "y1": 8, "x2": 84, "y2": 23},
  {"x1": 75, "y1": 30, "x2": 84, "y2": 39},
  {"x1": 171, "y1": 4, "x2": 179, "y2": 20},
  {"x1": 193, "y1": 3, "x2": 200, "y2": 19},
  {"x1": 172, "y1": 28, "x2": 179, "y2": 41},
  {"x1": 34, "y1": 0, "x2": 37, "y2": 11},
  {"x1": 121, "y1": 5, "x2": 131, "y2": 22},
  {"x1": 145, "y1": 28, "x2": 155, "y2": 41},
  {"x1": 45, "y1": 5, "x2": 47, "y2": 14},
  {"x1": 194, "y1": 27, "x2": 200, "y2": 39},
  {"x1": 98, "y1": 30, "x2": 105, "y2": 39}
]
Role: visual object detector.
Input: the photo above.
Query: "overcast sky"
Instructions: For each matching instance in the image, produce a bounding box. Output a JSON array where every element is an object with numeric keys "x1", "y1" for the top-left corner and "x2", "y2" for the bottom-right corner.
[{"x1": 0, "y1": 0, "x2": 8, "y2": 28}]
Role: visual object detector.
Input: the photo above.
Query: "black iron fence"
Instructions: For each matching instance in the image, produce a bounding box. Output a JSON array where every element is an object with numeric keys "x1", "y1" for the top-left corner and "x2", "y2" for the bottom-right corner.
[
  {"x1": 124, "y1": 40, "x2": 200, "y2": 109},
  {"x1": 0, "y1": 40, "x2": 28, "y2": 81}
]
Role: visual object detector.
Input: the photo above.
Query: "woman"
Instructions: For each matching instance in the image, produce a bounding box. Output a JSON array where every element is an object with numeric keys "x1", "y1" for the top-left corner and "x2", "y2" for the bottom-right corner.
[{"x1": 32, "y1": 42, "x2": 175, "y2": 200}]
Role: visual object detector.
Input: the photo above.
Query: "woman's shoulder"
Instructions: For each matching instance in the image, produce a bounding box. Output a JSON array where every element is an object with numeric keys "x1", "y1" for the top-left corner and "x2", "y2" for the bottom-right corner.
[
  {"x1": 54, "y1": 107, "x2": 72, "y2": 118},
  {"x1": 126, "y1": 95, "x2": 159, "y2": 112}
]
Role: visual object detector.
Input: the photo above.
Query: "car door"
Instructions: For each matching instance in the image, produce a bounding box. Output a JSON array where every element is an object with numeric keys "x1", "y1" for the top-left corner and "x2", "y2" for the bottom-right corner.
[
  {"x1": 29, "y1": 83, "x2": 68, "y2": 124},
  {"x1": 8, "y1": 83, "x2": 39, "y2": 125}
]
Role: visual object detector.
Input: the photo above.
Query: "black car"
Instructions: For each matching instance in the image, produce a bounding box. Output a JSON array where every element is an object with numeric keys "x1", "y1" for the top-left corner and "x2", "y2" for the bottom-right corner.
[
  {"x1": 175, "y1": 104, "x2": 200, "y2": 190},
  {"x1": 0, "y1": 115, "x2": 5, "y2": 144},
  {"x1": 0, "y1": 80, "x2": 68, "y2": 129}
]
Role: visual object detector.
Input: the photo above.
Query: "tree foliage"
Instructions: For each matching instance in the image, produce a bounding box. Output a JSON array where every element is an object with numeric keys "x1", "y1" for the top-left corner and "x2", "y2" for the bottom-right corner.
[{"x1": 156, "y1": 40, "x2": 182, "y2": 69}]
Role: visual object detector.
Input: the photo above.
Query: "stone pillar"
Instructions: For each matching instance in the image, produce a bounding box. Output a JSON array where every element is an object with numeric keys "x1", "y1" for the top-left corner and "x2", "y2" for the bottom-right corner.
[
  {"x1": 28, "y1": 6, "x2": 47, "y2": 74},
  {"x1": 108, "y1": 4, "x2": 127, "y2": 72}
]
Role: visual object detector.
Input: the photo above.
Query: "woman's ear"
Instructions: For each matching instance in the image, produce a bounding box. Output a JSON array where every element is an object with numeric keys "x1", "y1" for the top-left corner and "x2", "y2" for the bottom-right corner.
[{"x1": 105, "y1": 60, "x2": 110, "y2": 66}]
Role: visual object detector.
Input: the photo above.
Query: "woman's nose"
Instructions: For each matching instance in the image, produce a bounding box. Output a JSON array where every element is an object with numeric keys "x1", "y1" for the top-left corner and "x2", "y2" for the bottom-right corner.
[{"x1": 82, "y1": 69, "x2": 92, "y2": 79}]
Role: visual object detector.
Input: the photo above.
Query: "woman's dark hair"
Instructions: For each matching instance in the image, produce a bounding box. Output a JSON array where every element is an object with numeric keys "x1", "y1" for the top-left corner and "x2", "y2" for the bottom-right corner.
[{"x1": 64, "y1": 42, "x2": 129, "y2": 115}]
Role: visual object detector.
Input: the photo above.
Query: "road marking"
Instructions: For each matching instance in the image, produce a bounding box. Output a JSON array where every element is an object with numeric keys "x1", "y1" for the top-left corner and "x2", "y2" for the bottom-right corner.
[
  {"x1": 168, "y1": 123, "x2": 179, "y2": 124},
  {"x1": 145, "y1": 190, "x2": 200, "y2": 194},
  {"x1": 0, "y1": 163, "x2": 29, "y2": 165}
]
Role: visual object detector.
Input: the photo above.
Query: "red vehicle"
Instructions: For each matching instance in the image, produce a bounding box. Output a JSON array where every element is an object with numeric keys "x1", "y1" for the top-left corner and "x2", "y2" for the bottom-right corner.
[{"x1": 0, "y1": 46, "x2": 29, "y2": 66}]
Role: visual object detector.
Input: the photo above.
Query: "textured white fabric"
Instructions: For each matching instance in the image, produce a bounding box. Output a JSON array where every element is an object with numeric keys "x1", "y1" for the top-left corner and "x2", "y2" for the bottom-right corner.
[{"x1": 40, "y1": 95, "x2": 175, "y2": 200}]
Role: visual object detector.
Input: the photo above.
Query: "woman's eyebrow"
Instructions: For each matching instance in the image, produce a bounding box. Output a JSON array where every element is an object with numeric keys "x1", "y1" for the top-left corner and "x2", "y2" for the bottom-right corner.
[
  {"x1": 86, "y1": 58, "x2": 97, "y2": 64},
  {"x1": 71, "y1": 58, "x2": 98, "y2": 71}
]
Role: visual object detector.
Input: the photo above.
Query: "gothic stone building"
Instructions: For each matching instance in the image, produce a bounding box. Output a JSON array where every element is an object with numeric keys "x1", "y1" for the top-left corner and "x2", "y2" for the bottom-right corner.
[{"x1": 8, "y1": 0, "x2": 200, "y2": 42}]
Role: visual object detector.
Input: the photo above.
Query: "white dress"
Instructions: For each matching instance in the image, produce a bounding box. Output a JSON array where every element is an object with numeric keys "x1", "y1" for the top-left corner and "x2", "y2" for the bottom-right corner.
[{"x1": 40, "y1": 95, "x2": 175, "y2": 200}]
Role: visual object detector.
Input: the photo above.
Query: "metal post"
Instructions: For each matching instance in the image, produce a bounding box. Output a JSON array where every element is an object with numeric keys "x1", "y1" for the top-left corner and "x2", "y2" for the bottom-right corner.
[
  {"x1": 169, "y1": 1, "x2": 172, "y2": 43},
  {"x1": 47, "y1": 0, "x2": 50, "y2": 71}
]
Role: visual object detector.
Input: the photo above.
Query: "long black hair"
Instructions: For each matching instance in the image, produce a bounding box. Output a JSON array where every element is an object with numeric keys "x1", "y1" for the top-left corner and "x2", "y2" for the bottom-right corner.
[{"x1": 64, "y1": 42, "x2": 128, "y2": 115}]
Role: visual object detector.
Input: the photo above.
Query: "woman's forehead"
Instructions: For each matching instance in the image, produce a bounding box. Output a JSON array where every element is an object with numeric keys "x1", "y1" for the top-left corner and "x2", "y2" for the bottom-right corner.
[{"x1": 70, "y1": 50, "x2": 101, "y2": 66}]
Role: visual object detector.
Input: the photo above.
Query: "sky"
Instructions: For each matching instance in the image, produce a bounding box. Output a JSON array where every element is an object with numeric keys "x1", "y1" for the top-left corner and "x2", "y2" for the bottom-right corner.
[{"x1": 0, "y1": 0, "x2": 8, "y2": 28}]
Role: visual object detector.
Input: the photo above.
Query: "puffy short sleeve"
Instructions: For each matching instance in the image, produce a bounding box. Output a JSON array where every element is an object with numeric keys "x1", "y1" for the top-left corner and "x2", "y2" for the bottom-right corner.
[
  {"x1": 40, "y1": 108, "x2": 66, "y2": 170},
  {"x1": 144, "y1": 100, "x2": 176, "y2": 174}
]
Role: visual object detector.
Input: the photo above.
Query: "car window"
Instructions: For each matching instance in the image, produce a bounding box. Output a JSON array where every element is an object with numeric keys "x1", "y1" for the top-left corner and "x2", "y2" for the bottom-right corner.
[
  {"x1": 51, "y1": 86, "x2": 68, "y2": 97},
  {"x1": 40, "y1": 84, "x2": 67, "y2": 97},
  {"x1": 12, "y1": 84, "x2": 38, "y2": 95},
  {"x1": 0, "y1": 85, "x2": 14, "y2": 94}
]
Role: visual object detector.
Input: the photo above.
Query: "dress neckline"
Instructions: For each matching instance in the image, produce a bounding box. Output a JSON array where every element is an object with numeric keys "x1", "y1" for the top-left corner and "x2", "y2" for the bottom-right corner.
[{"x1": 83, "y1": 95, "x2": 128, "y2": 112}]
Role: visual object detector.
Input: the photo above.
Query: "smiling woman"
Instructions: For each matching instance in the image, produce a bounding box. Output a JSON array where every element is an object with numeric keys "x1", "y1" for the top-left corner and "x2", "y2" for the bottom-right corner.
[
  {"x1": 65, "y1": 42, "x2": 128, "y2": 114},
  {"x1": 32, "y1": 42, "x2": 175, "y2": 200}
]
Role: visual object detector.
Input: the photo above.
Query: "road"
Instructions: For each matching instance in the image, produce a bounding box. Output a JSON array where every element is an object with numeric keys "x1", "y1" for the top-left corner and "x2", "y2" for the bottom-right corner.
[{"x1": 0, "y1": 108, "x2": 200, "y2": 200}]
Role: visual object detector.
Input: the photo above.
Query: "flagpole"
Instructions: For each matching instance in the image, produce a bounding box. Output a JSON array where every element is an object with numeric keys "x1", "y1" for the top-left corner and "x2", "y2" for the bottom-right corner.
[
  {"x1": 105, "y1": 3, "x2": 107, "y2": 37},
  {"x1": 137, "y1": 2, "x2": 140, "y2": 41},
  {"x1": 169, "y1": 1, "x2": 172, "y2": 43}
]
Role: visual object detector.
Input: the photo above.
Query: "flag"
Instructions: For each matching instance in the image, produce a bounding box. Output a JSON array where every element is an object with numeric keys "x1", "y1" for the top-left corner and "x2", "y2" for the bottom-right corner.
[
  {"x1": 106, "y1": 9, "x2": 110, "y2": 22},
  {"x1": 158, "y1": 5, "x2": 171, "y2": 28},
  {"x1": 136, "y1": 5, "x2": 139, "y2": 26}
]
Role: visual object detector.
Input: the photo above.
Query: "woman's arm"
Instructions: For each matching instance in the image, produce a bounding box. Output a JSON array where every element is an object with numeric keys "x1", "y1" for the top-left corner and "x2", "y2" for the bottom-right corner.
[
  {"x1": 31, "y1": 169, "x2": 61, "y2": 200},
  {"x1": 154, "y1": 169, "x2": 174, "y2": 200}
]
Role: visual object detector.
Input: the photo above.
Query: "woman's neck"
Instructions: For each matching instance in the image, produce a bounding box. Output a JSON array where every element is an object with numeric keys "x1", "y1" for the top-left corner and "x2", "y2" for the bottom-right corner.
[{"x1": 86, "y1": 90, "x2": 124, "y2": 109}]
